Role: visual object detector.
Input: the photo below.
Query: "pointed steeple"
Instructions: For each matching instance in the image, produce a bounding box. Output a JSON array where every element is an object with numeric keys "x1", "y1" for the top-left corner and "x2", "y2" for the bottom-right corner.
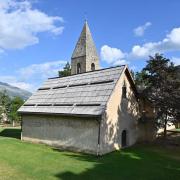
[
  {"x1": 72, "y1": 21, "x2": 98, "y2": 59},
  {"x1": 71, "y1": 21, "x2": 99, "y2": 75}
]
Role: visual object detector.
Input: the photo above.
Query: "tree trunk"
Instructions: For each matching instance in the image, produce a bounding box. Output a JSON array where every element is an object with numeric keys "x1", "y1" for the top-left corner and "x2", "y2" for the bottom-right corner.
[
  {"x1": 13, "y1": 120, "x2": 15, "y2": 127},
  {"x1": 163, "y1": 115, "x2": 168, "y2": 138}
]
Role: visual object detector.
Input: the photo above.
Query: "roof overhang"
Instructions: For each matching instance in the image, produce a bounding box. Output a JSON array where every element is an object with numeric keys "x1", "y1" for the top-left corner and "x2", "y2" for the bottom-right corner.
[
  {"x1": 125, "y1": 67, "x2": 138, "y2": 99},
  {"x1": 18, "y1": 111, "x2": 102, "y2": 118}
]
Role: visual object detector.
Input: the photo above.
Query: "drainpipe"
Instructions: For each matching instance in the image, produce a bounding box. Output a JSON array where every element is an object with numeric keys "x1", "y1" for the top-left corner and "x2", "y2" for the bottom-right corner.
[
  {"x1": 20, "y1": 115, "x2": 23, "y2": 140},
  {"x1": 97, "y1": 116, "x2": 101, "y2": 156}
]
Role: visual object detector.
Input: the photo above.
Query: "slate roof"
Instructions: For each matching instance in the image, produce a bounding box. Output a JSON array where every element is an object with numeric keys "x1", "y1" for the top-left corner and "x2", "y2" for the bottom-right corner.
[{"x1": 18, "y1": 66, "x2": 125, "y2": 116}]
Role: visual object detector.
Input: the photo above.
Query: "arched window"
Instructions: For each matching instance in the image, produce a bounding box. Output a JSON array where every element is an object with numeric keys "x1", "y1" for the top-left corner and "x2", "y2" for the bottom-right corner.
[
  {"x1": 122, "y1": 82, "x2": 127, "y2": 99},
  {"x1": 91, "y1": 63, "x2": 95, "y2": 71},
  {"x1": 77, "y1": 63, "x2": 81, "y2": 74},
  {"x1": 121, "y1": 130, "x2": 127, "y2": 147}
]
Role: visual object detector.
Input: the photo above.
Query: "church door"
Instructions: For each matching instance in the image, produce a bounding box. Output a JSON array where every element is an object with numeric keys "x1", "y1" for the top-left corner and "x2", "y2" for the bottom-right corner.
[{"x1": 121, "y1": 130, "x2": 127, "y2": 147}]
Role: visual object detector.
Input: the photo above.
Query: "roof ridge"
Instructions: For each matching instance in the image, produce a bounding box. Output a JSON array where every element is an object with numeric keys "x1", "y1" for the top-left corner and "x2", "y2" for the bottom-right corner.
[{"x1": 49, "y1": 65, "x2": 126, "y2": 80}]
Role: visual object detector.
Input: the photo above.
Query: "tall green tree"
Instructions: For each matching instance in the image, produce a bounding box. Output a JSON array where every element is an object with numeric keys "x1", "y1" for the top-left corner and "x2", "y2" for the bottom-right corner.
[
  {"x1": 9, "y1": 97, "x2": 24, "y2": 123},
  {"x1": 137, "y1": 54, "x2": 180, "y2": 137},
  {"x1": 0, "y1": 91, "x2": 11, "y2": 123},
  {"x1": 135, "y1": 70, "x2": 149, "y2": 90},
  {"x1": 0, "y1": 91, "x2": 11, "y2": 110},
  {"x1": 0, "y1": 91, "x2": 24, "y2": 125},
  {"x1": 58, "y1": 62, "x2": 71, "y2": 77}
]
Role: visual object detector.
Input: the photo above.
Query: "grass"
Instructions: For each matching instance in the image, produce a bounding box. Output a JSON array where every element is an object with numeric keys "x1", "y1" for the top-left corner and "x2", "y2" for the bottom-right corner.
[{"x1": 0, "y1": 127, "x2": 180, "y2": 180}]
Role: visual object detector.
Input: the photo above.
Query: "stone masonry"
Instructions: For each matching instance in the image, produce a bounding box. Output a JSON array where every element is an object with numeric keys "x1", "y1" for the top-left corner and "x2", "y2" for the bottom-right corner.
[{"x1": 71, "y1": 21, "x2": 100, "y2": 74}]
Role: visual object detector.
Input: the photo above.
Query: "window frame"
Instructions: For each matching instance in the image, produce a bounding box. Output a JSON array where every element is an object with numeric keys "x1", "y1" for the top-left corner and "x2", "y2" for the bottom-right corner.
[
  {"x1": 91, "y1": 63, "x2": 95, "y2": 71},
  {"x1": 77, "y1": 63, "x2": 81, "y2": 74},
  {"x1": 122, "y1": 82, "x2": 127, "y2": 99}
]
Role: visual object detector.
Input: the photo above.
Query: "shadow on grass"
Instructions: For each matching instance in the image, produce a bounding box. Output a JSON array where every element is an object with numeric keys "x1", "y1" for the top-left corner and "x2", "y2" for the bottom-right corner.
[
  {"x1": 0, "y1": 128, "x2": 21, "y2": 139},
  {"x1": 54, "y1": 146, "x2": 180, "y2": 180}
]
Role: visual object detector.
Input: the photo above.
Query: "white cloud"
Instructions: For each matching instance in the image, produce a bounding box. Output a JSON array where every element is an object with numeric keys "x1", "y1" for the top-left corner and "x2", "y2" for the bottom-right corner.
[
  {"x1": 167, "y1": 28, "x2": 180, "y2": 44},
  {"x1": 0, "y1": 49, "x2": 4, "y2": 53},
  {"x1": 113, "y1": 59, "x2": 128, "y2": 66},
  {"x1": 101, "y1": 27, "x2": 180, "y2": 66},
  {"x1": 0, "y1": 75, "x2": 33, "y2": 91},
  {"x1": 172, "y1": 57, "x2": 180, "y2": 65},
  {"x1": 129, "y1": 65, "x2": 137, "y2": 71},
  {"x1": 100, "y1": 45, "x2": 128, "y2": 65},
  {"x1": 51, "y1": 27, "x2": 64, "y2": 35},
  {"x1": 0, "y1": 60, "x2": 67, "y2": 92},
  {"x1": 0, "y1": 0, "x2": 64, "y2": 50},
  {"x1": 19, "y1": 60, "x2": 67, "y2": 79},
  {"x1": 131, "y1": 27, "x2": 180, "y2": 58},
  {"x1": 133, "y1": 22, "x2": 152, "y2": 37}
]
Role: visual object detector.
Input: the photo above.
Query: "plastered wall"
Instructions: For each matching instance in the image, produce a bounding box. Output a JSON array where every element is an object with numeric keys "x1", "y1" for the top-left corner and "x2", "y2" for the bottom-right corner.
[
  {"x1": 22, "y1": 114, "x2": 99, "y2": 154},
  {"x1": 99, "y1": 68, "x2": 139, "y2": 154}
]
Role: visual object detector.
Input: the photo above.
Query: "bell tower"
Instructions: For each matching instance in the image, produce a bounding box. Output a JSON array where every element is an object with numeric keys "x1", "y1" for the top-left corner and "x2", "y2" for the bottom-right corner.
[{"x1": 71, "y1": 21, "x2": 100, "y2": 75}]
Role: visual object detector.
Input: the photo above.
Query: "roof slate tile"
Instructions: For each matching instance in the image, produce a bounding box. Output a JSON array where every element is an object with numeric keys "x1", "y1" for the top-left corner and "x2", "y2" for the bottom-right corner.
[{"x1": 18, "y1": 66, "x2": 125, "y2": 116}]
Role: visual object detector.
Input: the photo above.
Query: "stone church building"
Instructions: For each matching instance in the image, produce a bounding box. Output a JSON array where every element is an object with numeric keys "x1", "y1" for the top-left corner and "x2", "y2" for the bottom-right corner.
[{"x1": 18, "y1": 22, "x2": 152, "y2": 155}]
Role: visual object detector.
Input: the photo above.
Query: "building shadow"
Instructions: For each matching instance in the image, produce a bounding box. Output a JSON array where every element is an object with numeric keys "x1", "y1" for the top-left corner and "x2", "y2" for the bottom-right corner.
[
  {"x1": 0, "y1": 128, "x2": 21, "y2": 139},
  {"x1": 54, "y1": 146, "x2": 180, "y2": 180}
]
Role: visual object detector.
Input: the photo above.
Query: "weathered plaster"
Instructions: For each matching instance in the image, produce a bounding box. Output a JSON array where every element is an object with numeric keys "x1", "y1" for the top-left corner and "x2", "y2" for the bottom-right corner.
[
  {"x1": 99, "y1": 67, "x2": 139, "y2": 154},
  {"x1": 22, "y1": 114, "x2": 99, "y2": 154}
]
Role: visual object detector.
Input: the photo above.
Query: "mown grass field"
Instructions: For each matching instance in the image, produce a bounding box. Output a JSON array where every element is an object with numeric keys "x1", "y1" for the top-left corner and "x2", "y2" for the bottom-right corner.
[{"x1": 0, "y1": 127, "x2": 180, "y2": 180}]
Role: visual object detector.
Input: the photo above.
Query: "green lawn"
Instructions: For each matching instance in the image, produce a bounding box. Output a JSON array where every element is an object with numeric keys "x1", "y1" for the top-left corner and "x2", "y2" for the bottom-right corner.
[{"x1": 0, "y1": 127, "x2": 180, "y2": 180}]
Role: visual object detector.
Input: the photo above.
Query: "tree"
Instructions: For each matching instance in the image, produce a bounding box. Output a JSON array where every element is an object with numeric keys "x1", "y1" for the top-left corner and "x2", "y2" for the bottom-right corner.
[
  {"x1": 137, "y1": 54, "x2": 180, "y2": 137},
  {"x1": 0, "y1": 91, "x2": 11, "y2": 123},
  {"x1": 9, "y1": 97, "x2": 24, "y2": 125},
  {"x1": 58, "y1": 62, "x2": 71, "y2": 77},
  {"x1": 0, "y1": 90, "x2": 11, "y2": 110},
  {"x1": 130, "y1": 70, "x2": 135, "y2": 80},
  {"x1": 0, "y1": 91, "x2": 24, "y2": 125},
  {"x1": 135, "y1": 70, "x2": 149, "y2": 90}
]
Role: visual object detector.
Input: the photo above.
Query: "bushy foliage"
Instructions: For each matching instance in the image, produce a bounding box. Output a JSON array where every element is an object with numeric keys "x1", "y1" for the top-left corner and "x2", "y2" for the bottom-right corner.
[
  {"x1": 136, "y1": 54, "x2": 180, "y2": 137},
  {"x1": 58, "y1": 62, "x2": 71, "y2": 77},
  {"x1": 9, "y1": 97, "x2": 24, "y2": 122},
  {"x1": 0, "y1": 91, "x2": 24, "y2": 123}
]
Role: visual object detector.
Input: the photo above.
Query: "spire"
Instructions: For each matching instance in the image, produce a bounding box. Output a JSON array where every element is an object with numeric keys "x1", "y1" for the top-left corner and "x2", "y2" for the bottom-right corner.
[
  {"x1": 71, "y1": 21, "x2": 98, "y2": 59},
  {"x1": 71, "y1": 21, "x2": 100, "y2": 75}
]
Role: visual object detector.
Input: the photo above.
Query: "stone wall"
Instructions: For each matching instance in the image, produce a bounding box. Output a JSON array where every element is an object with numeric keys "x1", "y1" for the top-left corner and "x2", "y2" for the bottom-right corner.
[
  {"x1": 22, "y1": 114, "x2": 99, "y2": 154},
  {"x1": 71, "y1": 54, "x2": 99, "y2": 75},
  {"x1": 71, "y1": 56, "x2": 87, "y2": 75},
  {"x1": 85, "y1": 55, "x2": 99, "y2": 72}
]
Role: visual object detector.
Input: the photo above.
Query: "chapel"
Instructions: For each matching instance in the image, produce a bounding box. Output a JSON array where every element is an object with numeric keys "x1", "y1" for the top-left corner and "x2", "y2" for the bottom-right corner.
[{"x1": 18, "y1": 21, "x2": 154, "y2": 155}]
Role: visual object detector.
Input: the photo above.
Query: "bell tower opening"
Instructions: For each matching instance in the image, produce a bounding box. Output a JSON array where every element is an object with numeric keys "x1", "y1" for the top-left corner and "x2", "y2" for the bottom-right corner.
[
  {"x1": 77, "y1": 63, "x2": 81, "y2": 74},
  {"x1": 91, "y1": 63, "x2": 95, "y2": 71}
]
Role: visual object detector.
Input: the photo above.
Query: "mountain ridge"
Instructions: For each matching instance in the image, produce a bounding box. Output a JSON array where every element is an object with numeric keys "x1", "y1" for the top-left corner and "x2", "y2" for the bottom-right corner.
[{"x1": 0, "y1": 81, "x2": 32, "y2": 100}]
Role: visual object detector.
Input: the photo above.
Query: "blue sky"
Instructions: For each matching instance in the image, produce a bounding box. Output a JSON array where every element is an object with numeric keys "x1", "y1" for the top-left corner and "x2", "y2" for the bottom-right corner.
[{"x1": 0, "y1": 0, "x2": 180, "y2": 92}]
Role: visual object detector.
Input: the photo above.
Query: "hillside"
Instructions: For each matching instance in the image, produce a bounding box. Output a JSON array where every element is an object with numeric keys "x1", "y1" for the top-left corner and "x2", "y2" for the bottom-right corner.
[{"x1": 0, "y1": 82, "x2": 32, "y2": 100}]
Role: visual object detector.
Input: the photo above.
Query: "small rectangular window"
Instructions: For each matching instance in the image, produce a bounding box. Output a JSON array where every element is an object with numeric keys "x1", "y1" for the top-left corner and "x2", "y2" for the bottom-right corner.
[{"x1": 122, "y1": 86, "x2": 127, "y2": 99}]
